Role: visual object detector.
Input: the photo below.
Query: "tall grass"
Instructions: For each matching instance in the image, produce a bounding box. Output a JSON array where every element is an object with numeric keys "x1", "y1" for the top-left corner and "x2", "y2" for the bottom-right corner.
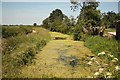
[
  {"x1": 2, "y1": 26, "x2": 32, "y2": 38},
  {"x1": 2, "y1": 27, "x2": 51, "y2": 78},
  {"x1": 84, "y1": 36, "x2": 119, "y2": 58}
]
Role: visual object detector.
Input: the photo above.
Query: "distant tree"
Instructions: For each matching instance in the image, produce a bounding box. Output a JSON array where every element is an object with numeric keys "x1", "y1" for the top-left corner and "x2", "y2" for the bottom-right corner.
[
  {"x1": 42, "y1": 9, "x2": 72, "y2": 34},
  {"x1": 33, "y1": 23, "x2": 37, "y2": 26}
]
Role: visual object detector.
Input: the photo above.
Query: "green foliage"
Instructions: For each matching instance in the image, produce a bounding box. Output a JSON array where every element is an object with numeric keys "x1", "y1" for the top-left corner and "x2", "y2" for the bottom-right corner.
[
  {"x1": 84, "y1": 36, "x2": 119, "y2": 58},
  {"x1": 71, "y1": 1, "x2": 101, "y2": 27},
  {"x1": 2, "y1": 26, "x2": 32, "y2": 38},
  {"x1": 18, "y1": 47, "x2": 36, "y2": 65},
  {"x1": 36, "y1": 40, "x2": 46, "y2": 50},
  {"x1": 42, "y1": 9, "x2": 73, "y2": 34},
  {"x1": 2, "y1": 27, "x2": 51, "y2": 78},
  {"x1": 73, "y1": 20, "x2": 85, "y2": 40},
  {"x1": 101, "y1": 11, "x2": 120, "y2": 28}
]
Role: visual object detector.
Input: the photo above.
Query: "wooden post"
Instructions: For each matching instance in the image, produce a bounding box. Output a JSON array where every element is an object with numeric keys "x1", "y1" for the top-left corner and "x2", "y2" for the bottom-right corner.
[{"x1": 116, "y1": 20, "x2": 120, "y2": 40}]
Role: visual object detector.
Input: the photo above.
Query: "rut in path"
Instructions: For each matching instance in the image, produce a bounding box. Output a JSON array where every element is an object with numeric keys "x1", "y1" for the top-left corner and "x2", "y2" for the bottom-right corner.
[{"x1": 20, "y1": 32, "x2": 101, "y2": 78}]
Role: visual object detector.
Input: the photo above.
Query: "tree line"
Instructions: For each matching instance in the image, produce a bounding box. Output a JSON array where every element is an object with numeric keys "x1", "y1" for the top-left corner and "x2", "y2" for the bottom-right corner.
[{"x1": 42, "y1": 1, "x2": 120, "y2": 40}]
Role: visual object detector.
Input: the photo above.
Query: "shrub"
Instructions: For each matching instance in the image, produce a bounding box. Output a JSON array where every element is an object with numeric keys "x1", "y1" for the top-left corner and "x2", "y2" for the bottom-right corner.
[
  {"x1": 36, "y1": 40, "x2": 46, "y2": 50},
  {"x1": 20, "y1": 47, "x2": 35, "y2": 65}
]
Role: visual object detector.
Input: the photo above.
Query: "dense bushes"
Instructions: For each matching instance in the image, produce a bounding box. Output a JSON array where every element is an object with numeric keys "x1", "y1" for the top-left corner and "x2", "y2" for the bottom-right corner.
[
  {"x1": 2, "y1": 26, "x2": 32, "y2": 38},
  {"x1": 84, "y1": 36, "x2": 119, "y2": 58}
]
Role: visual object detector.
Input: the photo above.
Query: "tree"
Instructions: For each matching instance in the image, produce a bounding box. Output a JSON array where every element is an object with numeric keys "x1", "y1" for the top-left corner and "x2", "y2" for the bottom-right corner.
[
  {"x1": 70, "y1": 0, "x2": 101, "y2": 27},
  {"x1": 33, "y1": 23, "x2": 37, "y2": 26},
  {"x1": 42, "y1": 9, "x2": 72, "y2": 34},
  {"x1": 101, "y1": 11, "x2": 120, "y2": 28}
]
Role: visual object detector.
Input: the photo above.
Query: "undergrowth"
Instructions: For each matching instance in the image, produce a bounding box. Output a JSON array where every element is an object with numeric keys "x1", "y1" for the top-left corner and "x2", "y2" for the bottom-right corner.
[
  {"x1": 84, "y1": 36, "x2": 119, "y2": 58},
  {"x1": 2, "y1": 27, "x2": 51, "y2": 78}
]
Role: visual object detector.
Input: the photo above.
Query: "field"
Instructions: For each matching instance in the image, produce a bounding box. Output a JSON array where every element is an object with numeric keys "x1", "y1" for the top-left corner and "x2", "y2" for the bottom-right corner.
[{"x1": 2, "y1": 26, "x2": 119, "y2": 78}]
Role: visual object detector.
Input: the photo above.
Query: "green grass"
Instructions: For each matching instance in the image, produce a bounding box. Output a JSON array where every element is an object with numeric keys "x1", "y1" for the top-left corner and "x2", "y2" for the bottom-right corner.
[
  {"x1": 84, "y1": 36, "x2": 119, "y2": 78},
  {"x1": 2, "y1": 26, "x2": 32, "y2": 38},
  {"x1": 84, "y1": 36, "x2": 119, "y2": 58},
  {"x1": 2, "y1": 26, "x2": 51, "y2": 78}
]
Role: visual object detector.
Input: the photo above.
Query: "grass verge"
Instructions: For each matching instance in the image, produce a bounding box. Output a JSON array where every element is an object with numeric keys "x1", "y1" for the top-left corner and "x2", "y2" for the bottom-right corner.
[{"x1": 2, "y1": 27, "x2": 51, "y2": 78}]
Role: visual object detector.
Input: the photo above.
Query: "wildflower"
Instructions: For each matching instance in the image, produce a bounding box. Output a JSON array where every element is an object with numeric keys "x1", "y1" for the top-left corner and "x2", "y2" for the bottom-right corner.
[
  {"x1": 105, "y1": 72, "x2": 112, "y2": 78},
  {"x1": 90, "y1": 57, "x2": 96, "y2": 61},
  {"x1": 107, "y1": 75, "x2": 112, "y2": 78},
  {"x1": 107, "y1": 54, "x2": 114, "y2": 57},
  {"x1": 106, "y1": 72, "x2": 112, "y2": 76},
  {"x1": 94, "y1": 72, "x2": 100, "y2": 76},
  {"x1": 99, "y1": 68, "x2": 104, "y2": 73},
  {"x1": 98, "y1": 52, "x2": 106, "y2": 56},
  {"x1": 111, "y1": 60, "x2": 116, "y2": 63},
  {"x1": 114, "y1": 58, "x2": 118, "y2": 61},
  {"x1": 115, "y1": 66, "x2": 120, "y2": 71},
  {"x1": 87, "y1": 61, "x2": 92, "y2": 65},
  {"x1": 88, "y1": 76, "x2": 93, "y2": 78}
]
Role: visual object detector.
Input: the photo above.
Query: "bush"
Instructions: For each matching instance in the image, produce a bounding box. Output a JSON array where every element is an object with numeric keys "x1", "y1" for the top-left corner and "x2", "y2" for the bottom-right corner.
[
  {"x1": 36, "y1": 40, "x2": 46, "y2": 50},
  {"x1": 18, "y1": 47, "x2": 36, "y2": 65},
  {"x1": 73, "y1": 25, "x2": 83, "y2": 41}
]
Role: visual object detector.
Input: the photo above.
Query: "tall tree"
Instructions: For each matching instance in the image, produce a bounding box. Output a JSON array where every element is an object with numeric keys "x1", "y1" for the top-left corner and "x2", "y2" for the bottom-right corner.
[{"x1": 70, "y1": 0, "x2": 101, "y2": 27}]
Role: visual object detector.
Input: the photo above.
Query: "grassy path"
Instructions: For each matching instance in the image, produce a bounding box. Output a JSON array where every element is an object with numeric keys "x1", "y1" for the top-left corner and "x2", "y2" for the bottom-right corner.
[{"x1": 20, "y1": 32, "x2": 101, "y2": 78}]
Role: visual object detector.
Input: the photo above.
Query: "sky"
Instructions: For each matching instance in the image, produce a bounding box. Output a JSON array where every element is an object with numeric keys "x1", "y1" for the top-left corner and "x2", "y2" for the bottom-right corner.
[
  {"x1": 118, "y1": 1, "x2": 120, "y2": 13},
  {"x1": 1, "y1": 0, "x2": 120, "y2": 2},
  {"x1": 1, "y1": 1, "x2": 119, "y2": 25},
  {"x1": 0, "y1": 2, "x2": 2, "y2": 24}
]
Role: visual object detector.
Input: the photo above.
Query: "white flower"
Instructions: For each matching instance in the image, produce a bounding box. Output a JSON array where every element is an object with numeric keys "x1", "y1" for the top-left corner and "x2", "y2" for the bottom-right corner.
[
  {"x1": 99, "y1": 68, "x2": 104, "y2": 73},
  {"x1": 87, "y1": 61, "x2": 92, "y2": 65},
  {"x1": 88, "y1": 76, "x2": 93, "y2": 78},
  {"x1": 107, "y1": 75, "x2": 112, "y2": 78},
  {"x1": 107, "y1": 54, "x2": 114, "y2": 57},
  {"x1": 115, "y1": 66, "x2": 120, "y2": 71},
  {"x1": 98, "y1": 52, "x2": 106, "y2": 56},
  {"x1": 94, "y1": 72, "x2": 100, "y2": 76},
  {"x1": 90, "y1": 57, "x2": 96, "y2": 61},
  {"x1": 106, "y1": 72, "x2": 112, "y2": 76},
  {"x1": 111, "y1": 60, "x2": 117, "y2": 63},
  {"x1": 114, "y1": 58, "x2": 118, "y2": 61}
]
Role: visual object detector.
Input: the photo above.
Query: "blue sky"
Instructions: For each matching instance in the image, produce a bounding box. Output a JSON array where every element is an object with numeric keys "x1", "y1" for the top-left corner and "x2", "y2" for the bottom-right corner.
[
  {"x1": 0, "y1": 2, "x2": 2, "y2": 24},
  {"x1": 2, "y1": 2, "x2": 119, "y2": 25}
]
